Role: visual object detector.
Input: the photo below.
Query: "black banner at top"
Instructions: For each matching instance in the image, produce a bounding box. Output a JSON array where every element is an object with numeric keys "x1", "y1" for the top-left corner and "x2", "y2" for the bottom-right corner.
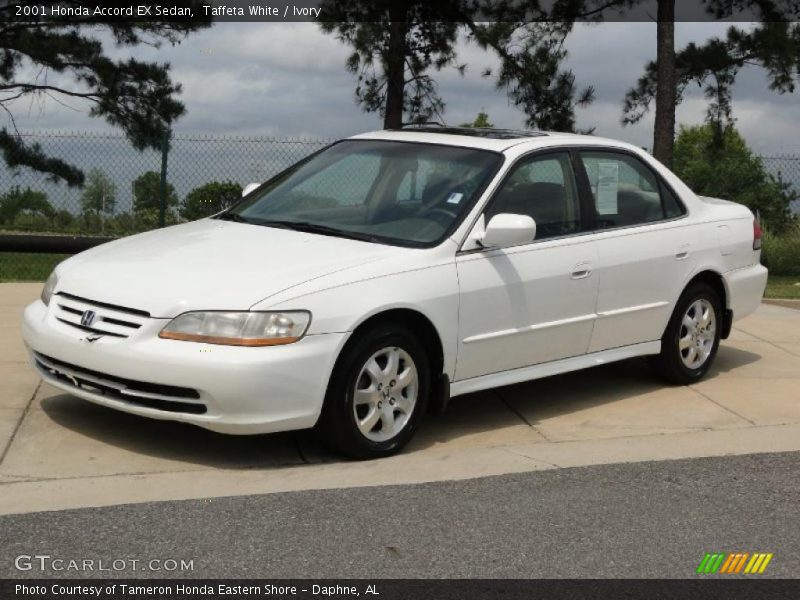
[{"x1": 3, "y1": 0, "x2": 800, "y2": 23}]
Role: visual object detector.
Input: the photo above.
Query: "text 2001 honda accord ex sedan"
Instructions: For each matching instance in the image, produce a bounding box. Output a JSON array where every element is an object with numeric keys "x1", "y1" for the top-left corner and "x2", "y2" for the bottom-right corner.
[{"x1": 23, "y1": 128, "x2": 767, "y2": 458}]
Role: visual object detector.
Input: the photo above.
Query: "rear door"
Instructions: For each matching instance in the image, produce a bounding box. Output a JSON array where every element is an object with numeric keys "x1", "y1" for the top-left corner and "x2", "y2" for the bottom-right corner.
[{"x1": 575, "y1": 149, "x2": 695, "y2": 353}]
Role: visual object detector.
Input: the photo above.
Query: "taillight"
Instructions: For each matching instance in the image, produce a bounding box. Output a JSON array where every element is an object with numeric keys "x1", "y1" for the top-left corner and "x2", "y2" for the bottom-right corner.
[{"x1": 753, "y1": 218, "x2": 762, "y2": 250}]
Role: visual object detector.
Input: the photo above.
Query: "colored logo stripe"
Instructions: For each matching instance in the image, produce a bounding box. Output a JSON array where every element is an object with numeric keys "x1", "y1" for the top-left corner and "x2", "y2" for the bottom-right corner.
[
  {"x1": 697, "y1": 553, "x2": 726, "y2": 574},
  {"x1": 720, "y1": 553, "x2": 749, "y2": 573},
  {"x1": 697, "y1": 552, "x2": 773, "y2": 574},
  {"x1": 744, "y1": 553, "x2": 774, "y2": 574}
]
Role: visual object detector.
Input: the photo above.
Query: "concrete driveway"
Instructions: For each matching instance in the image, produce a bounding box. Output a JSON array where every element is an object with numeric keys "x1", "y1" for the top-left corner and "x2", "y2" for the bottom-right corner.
[{"x1": 2, "y1": 282, "x2": 799, "y2": 515}]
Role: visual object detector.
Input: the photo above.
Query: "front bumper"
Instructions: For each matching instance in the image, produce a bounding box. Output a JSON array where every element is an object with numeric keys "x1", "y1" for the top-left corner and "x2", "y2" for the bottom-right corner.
[{"x1": 22, "y1": 299, "x2": 349, "y2": 434}]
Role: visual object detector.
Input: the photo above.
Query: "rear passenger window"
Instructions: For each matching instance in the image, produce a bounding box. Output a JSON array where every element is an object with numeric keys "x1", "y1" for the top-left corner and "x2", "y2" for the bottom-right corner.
[
  {"x1": 579, "y1": 152, "x2": 683, "y2": 228},
  {"x1": 485, "y1": 152, "x2": 581, "y2": 240}
]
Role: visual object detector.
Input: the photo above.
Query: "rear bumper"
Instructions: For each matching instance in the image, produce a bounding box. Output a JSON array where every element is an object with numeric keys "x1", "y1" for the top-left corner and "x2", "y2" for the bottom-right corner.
[
  {"x1": 22, "y1": 299, "x2": 349, "y2": 434},
  {"x1": 724, "y1": 263, "x2": 768, "y2": 323}
]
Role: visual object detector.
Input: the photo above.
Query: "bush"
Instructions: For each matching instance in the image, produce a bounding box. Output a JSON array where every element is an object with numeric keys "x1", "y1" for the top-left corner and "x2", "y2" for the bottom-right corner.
[
  {"x1": 105, "y1": 212, "x2": 138, "y2": 235},
  {"x1": 10, "y1": 213, "x2": 54, "y2": 232},
  {"x1": 53, "y1": 209, "x2": 77, "y2": 231},
  {"x1": 133, "y1": 207, "x2": 180, "y2": 231},
  {"x1": 674, "y1": 124, "x2": 797, "y2": 233},
  {"x1": 762, "y1": 223, "x2": 800, "y2": 276}
]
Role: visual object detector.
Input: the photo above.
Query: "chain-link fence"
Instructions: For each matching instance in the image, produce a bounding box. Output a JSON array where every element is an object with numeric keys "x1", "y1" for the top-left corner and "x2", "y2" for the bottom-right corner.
[
  {"x1": 1, "y1": 130, "x2": 799, "y2": 280},
  {"x1": 0, "y1": 131, "x2": 332, "y2": 238},
  {"x1": 761, "y1": 155, "x2": 800, "y2": 215}
]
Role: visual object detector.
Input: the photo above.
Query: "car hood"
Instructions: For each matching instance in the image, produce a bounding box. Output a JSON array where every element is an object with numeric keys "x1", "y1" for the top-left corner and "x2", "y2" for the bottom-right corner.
[{"x1": 56, "y1": 219, "x2": 404, "y2": 317}]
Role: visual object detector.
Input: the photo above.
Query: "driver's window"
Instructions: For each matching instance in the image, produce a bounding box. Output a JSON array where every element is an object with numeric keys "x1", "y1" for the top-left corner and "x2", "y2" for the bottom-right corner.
[{"x1": 486, "y1": 152, "x2": 581, "y2": 240}]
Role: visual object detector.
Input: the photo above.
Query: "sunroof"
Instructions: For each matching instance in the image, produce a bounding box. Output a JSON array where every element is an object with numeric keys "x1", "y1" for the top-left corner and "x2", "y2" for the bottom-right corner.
[{"x1": 397, "y1": 127, "x2": 548, "y2": 140}]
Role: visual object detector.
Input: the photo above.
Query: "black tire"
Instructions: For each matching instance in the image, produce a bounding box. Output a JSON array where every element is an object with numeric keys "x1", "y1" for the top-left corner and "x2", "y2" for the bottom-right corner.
[
  {"x1": 649, "y1": 282, "x2": 722, "y2": 385},
  {"x1": 317, "y1": 322, "x2": 430, "y2": 459}
]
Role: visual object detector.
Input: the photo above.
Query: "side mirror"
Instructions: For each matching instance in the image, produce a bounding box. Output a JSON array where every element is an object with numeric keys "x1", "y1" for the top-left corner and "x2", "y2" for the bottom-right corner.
[
  {"x1": 481, "y1": 213, "x2": 536, "y2": 248},
  {"x1": 242, "y1": 182, "x2": 260, "y2": 197}
]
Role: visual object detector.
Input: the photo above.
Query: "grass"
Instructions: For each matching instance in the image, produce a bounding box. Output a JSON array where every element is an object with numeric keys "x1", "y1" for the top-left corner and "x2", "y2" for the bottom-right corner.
[
  {"x1": 0, "y1": 252, "x2": 70, "y2": 282},
  {"x1": 765, "y1": 275, "x2": 800, "y2": 300}
]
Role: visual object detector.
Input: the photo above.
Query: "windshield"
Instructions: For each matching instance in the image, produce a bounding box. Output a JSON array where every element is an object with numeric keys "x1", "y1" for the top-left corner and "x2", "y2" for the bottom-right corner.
[{"x1": 223, "y1": 140, "x2": 503, "y2": 246}]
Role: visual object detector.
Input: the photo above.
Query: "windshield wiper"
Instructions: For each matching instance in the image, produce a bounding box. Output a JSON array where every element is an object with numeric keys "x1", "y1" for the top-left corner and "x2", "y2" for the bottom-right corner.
[
  {"x1": 215, "y1": 212, "x2": 255, "y2": 224},
  {"x1": 258, "y1": 220, "x2": 380, "y2": 243}
]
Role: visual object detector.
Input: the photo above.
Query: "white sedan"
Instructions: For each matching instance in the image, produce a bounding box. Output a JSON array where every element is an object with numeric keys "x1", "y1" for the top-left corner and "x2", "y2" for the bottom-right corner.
[{"x1": 23, "y1": 128, "x2": 768, "y2": 458}]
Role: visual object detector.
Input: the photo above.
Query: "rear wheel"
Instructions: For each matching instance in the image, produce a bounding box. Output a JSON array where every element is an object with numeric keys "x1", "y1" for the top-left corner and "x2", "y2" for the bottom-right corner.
[
  {"x1": 317, "y1": 323, "x2": 430, "y2": 459},
  {"x1": 649, "y1": 282, "x2": 722, "y2": 385}
]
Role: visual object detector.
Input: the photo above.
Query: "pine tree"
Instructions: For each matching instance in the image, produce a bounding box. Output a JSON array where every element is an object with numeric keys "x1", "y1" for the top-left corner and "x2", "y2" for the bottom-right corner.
[
  {"x1": 319, "y1": 0, "x2": 464, "y2": 128},
  {"x1": 0, "y1": 1, "x2": 210, "y2": 185}
]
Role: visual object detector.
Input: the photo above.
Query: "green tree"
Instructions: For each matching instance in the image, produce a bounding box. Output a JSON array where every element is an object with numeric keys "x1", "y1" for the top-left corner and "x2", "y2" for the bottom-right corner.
[
  {"x1": 0, "y1": 186, "x2": 54, "y2": 226},
  {"x1": 673, "y1": 123, "x2": 796, "y2": 232},
  {"x1": 469, "y1": 2, "x2": 800, "y2": 166},
  {"x1": 319, "y1": 1, "x2": 464, "y2": 128},
  {"x1": 80, "y1": 169, "x2": 117, "y2": 217},
  {"x1": 459, "y1": 112, "x2": 494, "y2": 128},
  {"x1": 132, "y1": 171, "x2": 178, "y2": 214},
  {"x1": 469, "y1": 19, "x2": 595, "y2": 133},
  {"x1": 0, "y1": 2, "x2": 210, "y2": 186},
  {"x1": 623, "y1": 15, "x2": 800, "y2": 167},
  {"x1": 180, "y1": 181, "x2": 242, "y2": 221}
]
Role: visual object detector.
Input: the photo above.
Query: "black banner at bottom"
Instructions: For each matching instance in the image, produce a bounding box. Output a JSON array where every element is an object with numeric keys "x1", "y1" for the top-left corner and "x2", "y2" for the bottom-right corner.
[{"x1": 3, "y1": 579, "x2": 799, "y2": 600}]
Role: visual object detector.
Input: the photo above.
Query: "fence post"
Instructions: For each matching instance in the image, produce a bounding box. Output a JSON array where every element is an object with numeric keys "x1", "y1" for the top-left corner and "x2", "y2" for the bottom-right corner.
[{"x1": 158, "y1": 130, "x2": 170, "y2": 228}]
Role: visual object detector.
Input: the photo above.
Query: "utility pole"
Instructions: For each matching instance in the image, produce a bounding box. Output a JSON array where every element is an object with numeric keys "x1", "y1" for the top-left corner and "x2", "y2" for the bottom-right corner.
[{"x1": 158, "y1": 130, "x2": 171, "y2": 228}]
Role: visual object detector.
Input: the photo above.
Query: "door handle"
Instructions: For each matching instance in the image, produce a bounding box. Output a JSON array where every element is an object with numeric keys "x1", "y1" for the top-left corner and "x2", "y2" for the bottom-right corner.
[{"x1": 571, "y1": 267, "x2": 591, "y2": 280}]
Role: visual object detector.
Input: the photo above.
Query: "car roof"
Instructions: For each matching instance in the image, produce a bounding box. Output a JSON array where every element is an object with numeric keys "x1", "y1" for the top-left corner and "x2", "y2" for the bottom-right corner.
[{"x1": 348, "y1": 128, "x2": 636, "y2": 153}]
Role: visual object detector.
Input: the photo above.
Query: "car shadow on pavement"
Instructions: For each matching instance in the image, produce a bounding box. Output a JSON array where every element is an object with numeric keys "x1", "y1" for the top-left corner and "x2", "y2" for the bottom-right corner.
[
  {"x1": 411, "y1": 343, "x2": 765, "y2": 448},
  {"x1": 38, "y1": 394, "x2": 306, "y2": 470},
  {"x1": 36, "y1": 344, "x2": 764, "y2": 469},
  {"x1": 704, "y1": 344, "x2": 767, "y2": 378}
]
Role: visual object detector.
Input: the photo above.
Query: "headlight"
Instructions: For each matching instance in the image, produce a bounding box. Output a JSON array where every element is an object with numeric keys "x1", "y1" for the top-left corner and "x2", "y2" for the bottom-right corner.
[
  {"x1": 158, "y1": 311, "x2": 311, "y2": 346},
  {"x1": 41, "y1": 271, "x2": 58, "y2": 306}
]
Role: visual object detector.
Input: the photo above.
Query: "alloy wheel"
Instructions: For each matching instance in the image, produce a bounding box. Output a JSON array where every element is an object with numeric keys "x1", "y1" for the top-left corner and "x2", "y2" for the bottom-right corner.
[
  {"x1": 679, "y1": 298, "x2": 717, "y2": 369},
  {"x1": 352, "y1": 346, "x2": 418, "y2": 442}
]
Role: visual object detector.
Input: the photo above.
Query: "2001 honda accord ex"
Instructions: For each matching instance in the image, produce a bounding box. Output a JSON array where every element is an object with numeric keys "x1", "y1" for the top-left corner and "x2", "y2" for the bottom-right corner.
[{"x1": 23, "y1": 128, "x2": 768, "y2": 458}]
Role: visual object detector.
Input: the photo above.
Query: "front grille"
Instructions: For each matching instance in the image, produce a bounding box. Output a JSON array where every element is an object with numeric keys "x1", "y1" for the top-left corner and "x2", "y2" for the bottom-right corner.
[
  {"x1": 34, "y1": 352, "x2": 206, "y2": 415},
  {"x1": 53, "y1": 292, "x2": 149, "y2": 339}
]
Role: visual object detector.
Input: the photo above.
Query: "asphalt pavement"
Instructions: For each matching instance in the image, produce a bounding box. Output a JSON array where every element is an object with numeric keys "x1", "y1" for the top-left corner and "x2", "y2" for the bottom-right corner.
[{"x1": 2, "y1": 451, "x2": 798, "y2": 579}]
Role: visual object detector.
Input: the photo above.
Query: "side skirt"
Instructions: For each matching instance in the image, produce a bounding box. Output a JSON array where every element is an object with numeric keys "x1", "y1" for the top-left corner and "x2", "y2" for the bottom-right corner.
[{"x1": 450, "y1": 341, "x2": 661, "y2": 398}]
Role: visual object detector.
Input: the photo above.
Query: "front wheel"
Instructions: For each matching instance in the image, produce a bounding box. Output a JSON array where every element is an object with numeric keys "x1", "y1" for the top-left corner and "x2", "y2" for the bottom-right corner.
[
  {"x1": 649, "y1": 282, "x2": 722, "y2": 385},
  {"x1": 317, "y1": 323, "x2": 430, "y2": 459}
]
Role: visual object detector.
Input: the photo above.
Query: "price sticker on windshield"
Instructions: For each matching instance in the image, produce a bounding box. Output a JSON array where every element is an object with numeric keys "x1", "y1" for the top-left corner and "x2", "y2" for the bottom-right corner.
[{"x1": 446, "y1": 192, "x2": 464, "y2": 205}]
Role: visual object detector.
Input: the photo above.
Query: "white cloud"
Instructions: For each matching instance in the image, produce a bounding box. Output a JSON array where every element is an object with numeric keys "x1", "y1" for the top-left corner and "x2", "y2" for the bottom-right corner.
[{"x1": 4, "y1": 21, "x2": 800, "y2": 153}]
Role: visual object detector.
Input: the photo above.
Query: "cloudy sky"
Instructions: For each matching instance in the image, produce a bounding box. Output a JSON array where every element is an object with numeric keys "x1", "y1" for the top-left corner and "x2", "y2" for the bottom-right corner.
[{"x1": 8, "y1": 21, "x2": 800, "y2": 154}]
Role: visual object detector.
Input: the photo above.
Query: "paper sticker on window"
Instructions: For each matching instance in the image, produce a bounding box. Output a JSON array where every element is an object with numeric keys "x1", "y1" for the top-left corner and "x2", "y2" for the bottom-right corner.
[
  {"x1": 446, "y1": 192, "x2": 464, "y2": 205},
  {"x1": 596, "y1": 162, "x2": 619, "y2": 215}
]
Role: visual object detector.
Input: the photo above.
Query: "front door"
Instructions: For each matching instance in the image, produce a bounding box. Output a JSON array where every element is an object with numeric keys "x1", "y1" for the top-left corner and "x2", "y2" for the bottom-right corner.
[{"x1": 455, "y1": 151, "x2": 598, "y2": 381}]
